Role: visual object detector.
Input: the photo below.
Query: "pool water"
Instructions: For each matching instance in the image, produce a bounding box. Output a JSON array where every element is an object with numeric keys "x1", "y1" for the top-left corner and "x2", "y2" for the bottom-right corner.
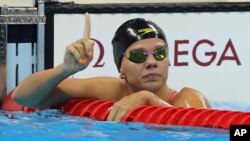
[{"x1": 0, "y1": 101, "x2": 250, "y2": 141}]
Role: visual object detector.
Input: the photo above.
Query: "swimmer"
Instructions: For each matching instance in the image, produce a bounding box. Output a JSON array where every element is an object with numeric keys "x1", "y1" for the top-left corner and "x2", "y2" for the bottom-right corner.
[{"x1": 12, "y1": 13, "x2": 211, "y2": 122}]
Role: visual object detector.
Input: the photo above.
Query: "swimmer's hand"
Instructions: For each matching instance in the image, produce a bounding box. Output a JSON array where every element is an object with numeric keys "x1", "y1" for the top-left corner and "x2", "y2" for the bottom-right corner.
[
  {"x1": 63, "y1": 13, "x2": 94, "y2": 74},
  {"x1": 107, "y1": 90, "x2": 173, "y2": 122}
]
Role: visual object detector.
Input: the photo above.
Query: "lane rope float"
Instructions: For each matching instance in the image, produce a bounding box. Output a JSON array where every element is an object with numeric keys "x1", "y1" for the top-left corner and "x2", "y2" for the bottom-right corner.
[{"x1": 3, "y1": 90, "x2": 250, "y2": 129}]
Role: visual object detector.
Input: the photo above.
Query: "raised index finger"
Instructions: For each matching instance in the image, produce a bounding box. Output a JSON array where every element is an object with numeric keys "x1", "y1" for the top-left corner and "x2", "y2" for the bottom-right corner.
[{"x1": 83, "y1": 12, "x2": 91, "y2": 39}]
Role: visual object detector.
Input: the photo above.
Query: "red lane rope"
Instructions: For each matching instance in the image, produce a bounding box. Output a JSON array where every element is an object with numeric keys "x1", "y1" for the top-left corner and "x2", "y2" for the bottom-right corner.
[{"x1": 3, "y1": 90, "x2": 250, "y2": 129}]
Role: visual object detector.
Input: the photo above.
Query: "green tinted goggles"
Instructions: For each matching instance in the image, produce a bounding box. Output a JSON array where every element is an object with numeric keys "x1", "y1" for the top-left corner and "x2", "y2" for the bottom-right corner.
[{"x1": 124, "y1": 47, "x2": 168, "y2": 63}]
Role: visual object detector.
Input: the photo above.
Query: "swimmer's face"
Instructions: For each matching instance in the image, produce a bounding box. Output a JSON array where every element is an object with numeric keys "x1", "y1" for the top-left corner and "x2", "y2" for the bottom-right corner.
[{"x1": 120, "y1": 38, "x2": 169, "y2": 93}]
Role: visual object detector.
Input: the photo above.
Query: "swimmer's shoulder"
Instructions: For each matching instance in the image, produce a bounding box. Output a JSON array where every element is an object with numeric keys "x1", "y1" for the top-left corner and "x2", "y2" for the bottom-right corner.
[
  {"x1": 172, "y1": 87, "x2": 211, "y2": 108},
  {"x1": 178, "y1": 87, "x2": 202, "y2": 95},
  {"x1": 173, "y1": 87, "x2": 203, "y2": 101}
]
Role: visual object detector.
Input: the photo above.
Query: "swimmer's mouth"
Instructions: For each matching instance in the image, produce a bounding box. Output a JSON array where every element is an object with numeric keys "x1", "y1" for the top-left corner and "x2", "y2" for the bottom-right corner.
[{"x1": 142, "y1": 73, "x2": 161, "y2": 79}]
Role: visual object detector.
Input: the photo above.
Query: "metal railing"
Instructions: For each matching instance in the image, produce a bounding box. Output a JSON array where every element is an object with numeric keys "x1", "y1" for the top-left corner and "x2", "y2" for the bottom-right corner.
[{"x1": 0, "y1": 0, "x2": 45, "y2": 95}]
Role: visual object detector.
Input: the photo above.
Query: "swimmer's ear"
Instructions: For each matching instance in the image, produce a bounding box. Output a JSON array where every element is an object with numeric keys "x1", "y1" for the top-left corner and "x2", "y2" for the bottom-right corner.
[
  {"x1": 119, "y1": 68, "x2": 124, "y2": 74},
  {"x1": 119, "y1": 68, "x2": 125, "y2": 79},
  {"x1": 119, "y1": 72, "x2": 125, "y2": 79}
]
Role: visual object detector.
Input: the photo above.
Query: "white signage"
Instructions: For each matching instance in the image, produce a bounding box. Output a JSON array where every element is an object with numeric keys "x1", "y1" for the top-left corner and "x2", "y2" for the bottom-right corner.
[{"x1": 54, "y1": 13, "x2": 250, "y2": 103}]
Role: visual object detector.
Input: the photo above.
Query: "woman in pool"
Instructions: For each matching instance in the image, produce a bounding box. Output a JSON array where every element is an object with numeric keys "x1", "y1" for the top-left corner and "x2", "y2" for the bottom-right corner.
[{"x1": 12, "y1": 13, "x2": 211, "y2": 121}]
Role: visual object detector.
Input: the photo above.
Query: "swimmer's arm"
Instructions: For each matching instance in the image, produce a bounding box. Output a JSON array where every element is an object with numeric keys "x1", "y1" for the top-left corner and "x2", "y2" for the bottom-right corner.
[
  {"x1": 107, "y1": 90, "x2": 172, "y2": 121},
  {"x1": 12, "y1": 13, "x2": 102, "y2": 108},
  {"x1": 172, "y1": 87, "x2": 211, "y2": 109},
  {"x1": 40, "y1": 76, "x2": 125, "y2": 108},
  {"x1": 12, "y1": 64, "x2": 73, "y2": 108},
  {"x1": 12, "y1": 64, "x2": 124, "y2": 108}
]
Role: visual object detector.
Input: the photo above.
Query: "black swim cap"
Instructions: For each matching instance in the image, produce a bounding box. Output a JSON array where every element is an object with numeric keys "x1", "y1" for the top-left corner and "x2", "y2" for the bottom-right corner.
[{"x1": 112, "y1": 18, "x2": 167, "y2": 71}]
